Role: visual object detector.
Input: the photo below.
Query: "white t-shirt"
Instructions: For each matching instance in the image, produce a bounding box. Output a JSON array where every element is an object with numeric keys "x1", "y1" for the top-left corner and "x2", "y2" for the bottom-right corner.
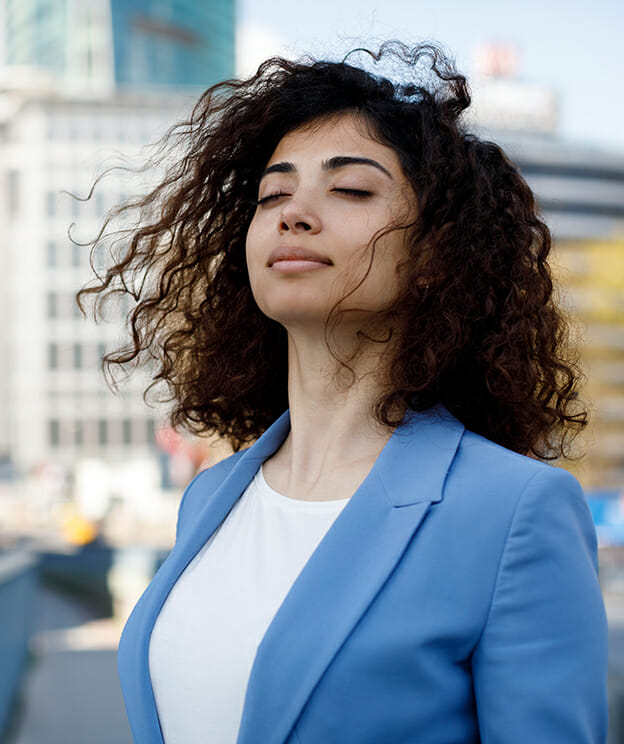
[{"x1": 149, "y1": 465, "x2": 349, "y2": 744}]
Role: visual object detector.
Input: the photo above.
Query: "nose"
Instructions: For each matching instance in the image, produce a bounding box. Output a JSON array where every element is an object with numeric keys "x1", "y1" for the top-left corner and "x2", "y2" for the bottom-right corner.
[{"x1": 278, "y1": 194, "x2": 321, "y2": 234}]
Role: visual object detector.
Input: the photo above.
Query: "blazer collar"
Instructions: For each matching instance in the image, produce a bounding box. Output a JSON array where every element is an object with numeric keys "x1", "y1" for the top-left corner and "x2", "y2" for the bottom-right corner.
[
  {"x1": 240, "y1": 402, "x2": 463, "y2": 508},
  {"x1": 372, "y1": 404, "x2": 465, "y2": 507}
]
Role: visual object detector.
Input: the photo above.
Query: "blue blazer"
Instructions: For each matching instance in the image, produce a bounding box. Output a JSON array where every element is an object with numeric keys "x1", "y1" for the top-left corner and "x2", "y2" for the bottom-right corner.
[{"x1": 118, "y1": 405, "x2": 608, "y2": 743}]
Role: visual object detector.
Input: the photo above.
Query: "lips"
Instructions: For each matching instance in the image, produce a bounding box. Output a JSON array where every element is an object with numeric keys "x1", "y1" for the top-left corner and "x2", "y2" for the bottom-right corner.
[{"x1": 267, "y1": 246, "x2": 332, "y2": 267}]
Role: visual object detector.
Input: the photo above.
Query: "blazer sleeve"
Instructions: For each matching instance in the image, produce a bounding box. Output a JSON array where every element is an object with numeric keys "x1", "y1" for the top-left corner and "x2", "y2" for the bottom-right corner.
[{"x1": 471, "y1": 467, "x2": 608, "y2": 743}]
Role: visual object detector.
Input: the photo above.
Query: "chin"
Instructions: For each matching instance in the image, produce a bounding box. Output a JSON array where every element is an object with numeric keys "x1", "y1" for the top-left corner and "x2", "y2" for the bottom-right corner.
[
  {"x1": 252, "y1": 288, "x2": 331, "y2": 325},
  {"x1": 259, "y1": 305, "x2": 330, "y2": 330}
]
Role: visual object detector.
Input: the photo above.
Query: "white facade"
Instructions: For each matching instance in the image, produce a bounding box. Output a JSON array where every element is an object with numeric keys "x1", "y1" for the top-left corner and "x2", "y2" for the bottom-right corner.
[{"x1": 0, "y1": 85, "x2": 193, "y2": 475}]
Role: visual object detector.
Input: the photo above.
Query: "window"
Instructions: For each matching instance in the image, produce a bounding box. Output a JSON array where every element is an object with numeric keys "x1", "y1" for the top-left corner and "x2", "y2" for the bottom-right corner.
[
  {"x1": 46, "y1": 191, "x2": 56, "y2": 218},
  {"x1": 122, "y1": 418, "x2": 132, "y2": 446},
  {"x1": 72, "y1": 243, "x2": 81, "y2": 268},
  {"x1": 146, "y1": 418, "x2": 156, "y2": 445},
  {"x1": 74, "y1": 420, "x2": 84, "y2": 446},
  {"x1": 98, "y1": 419, "x2": 108, "y2": 446},
  {"x1": 7, "y1": 170, "x2": 19, "y2": 215},
  {"x1": 73, "y1": 343, "x2": 82, "y2": 369},
  {"x1": 49, "y1": 419, "x2": 60, "y2": 447},
  {"x1": 48, "y1": 342, "x2": 58, "y2": 370},
  {"x1": 47, "y1": 292, "x2": 57, "y2": 319},
  {"x1": 47, "y1": 240, "x2": 57, "y2": 267}
]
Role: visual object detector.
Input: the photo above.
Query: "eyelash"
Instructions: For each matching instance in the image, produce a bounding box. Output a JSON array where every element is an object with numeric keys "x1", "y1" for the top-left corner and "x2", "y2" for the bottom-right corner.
[
  {"x1": 333, "y1": 188, "x2": 373, "y2": 198},
  {"x1": 256, "y1": 188, "x2": 373, "y2": 206},
  {"x1": 256, "y1": 191, "x2": 288, "y2": 205}
]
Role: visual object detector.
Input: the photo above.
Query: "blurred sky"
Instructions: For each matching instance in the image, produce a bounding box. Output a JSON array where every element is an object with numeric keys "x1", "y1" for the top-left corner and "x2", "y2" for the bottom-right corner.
[{"x1": 236, "y1": 0, "x2": 624, "y2": 153}]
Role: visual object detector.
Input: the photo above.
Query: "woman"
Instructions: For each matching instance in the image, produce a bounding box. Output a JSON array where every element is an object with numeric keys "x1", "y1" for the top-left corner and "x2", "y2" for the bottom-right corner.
[{"x1": 80, "y1": 42, "x2": 608, "y2": 743}]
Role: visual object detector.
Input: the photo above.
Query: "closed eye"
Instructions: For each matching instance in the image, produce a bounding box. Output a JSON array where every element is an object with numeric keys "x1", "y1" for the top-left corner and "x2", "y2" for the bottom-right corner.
[
  {"x1": 256, "y1": 191, "x2": 290, "y2": 206},
  {"x1": 331, "y1": 188, "x2": 373, "y2": 198}
]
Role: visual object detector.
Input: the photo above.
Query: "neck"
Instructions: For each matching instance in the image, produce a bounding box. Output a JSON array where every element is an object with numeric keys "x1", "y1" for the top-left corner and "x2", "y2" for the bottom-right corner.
[{"x1": 263, "y1": 324, "x2": 401, "y2": 500}]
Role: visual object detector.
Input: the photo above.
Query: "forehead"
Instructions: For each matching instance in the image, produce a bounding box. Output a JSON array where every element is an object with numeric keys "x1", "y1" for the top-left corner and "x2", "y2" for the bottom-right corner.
[{"x1": 266, "y1": 113, "x2": 404, "y2": 174}]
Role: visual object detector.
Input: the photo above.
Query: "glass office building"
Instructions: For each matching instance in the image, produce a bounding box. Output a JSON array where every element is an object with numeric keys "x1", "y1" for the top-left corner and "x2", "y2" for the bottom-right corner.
[
  {"x1": 3, "y1": 0, "x2": 234, "y2": 90},
  {"x1": 109, "y1": 0, "x2": 234, "y2": 89},
  {"x1": 4, "y1": 0, "x2": 68, "y2": 77}
]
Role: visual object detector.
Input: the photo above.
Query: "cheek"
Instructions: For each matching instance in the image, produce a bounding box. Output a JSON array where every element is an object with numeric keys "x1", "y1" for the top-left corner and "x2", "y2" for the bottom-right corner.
[
  {"x1": 369, "y1": 234, "x2": 408, "y2": 293},
  {"x1": 245, "y1": 219, "x2": 262, "y2": 280},
  {"x1": 244, "y1": 224, "x2": 275, "y2": 316}
]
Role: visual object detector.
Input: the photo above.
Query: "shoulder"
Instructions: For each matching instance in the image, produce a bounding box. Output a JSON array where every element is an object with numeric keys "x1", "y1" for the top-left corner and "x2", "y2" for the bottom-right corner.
[
  {"x1": 403, "y1": 406, "x2": 583, "y2": 510},
  {"x1": 393, "y1": 406, "x2": 586, "y2": 525},
  {"x1": 441, "y1": 426, "x2": 596, "y2": 567},
  {"x1": 175, "y1": 449, "x2": 247, "y2": 539},
  {"x1": 405, "y1": 414, "x2": 592, "y2": 548},
  {"x1": 442, "y1": 420, "x2": 579, "y2": 496},
  {"x1": 454, "y1": 427, "x2": 577, "y2": 492}
]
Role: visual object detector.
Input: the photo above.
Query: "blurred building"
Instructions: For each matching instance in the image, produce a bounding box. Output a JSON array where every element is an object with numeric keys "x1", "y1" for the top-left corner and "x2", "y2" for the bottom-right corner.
[
  {"x1": 0, "y1": 1, "x2": 235, "y2": 536},
  {"x1": 1, "y1": 0, "x2": 234, "y2": 92},
  {"x1": 507, "y1": 139, "x2": 624, "y2": 488},
  {"x1": 471, "y1": 44, "x2": 624, "y2": 488},
  {"x1": 0, "y1": 87, "x2": 187, "y2": 474}
]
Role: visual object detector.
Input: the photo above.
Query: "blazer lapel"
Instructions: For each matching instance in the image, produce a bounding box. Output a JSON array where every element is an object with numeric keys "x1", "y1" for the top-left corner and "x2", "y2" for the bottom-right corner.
[
  {"x1": 174, "y1": 411, "x2": 292, "y2": 563},
  {"x1": 236, "y1": 405, "x2": 465, "y2": 744},
  {"x1": 121, "y1": 412, "x2": 292, "y2": 742}
]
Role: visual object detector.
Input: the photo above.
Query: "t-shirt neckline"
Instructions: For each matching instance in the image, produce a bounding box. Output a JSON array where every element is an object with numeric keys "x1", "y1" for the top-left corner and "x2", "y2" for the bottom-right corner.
[{"x1": 257, "y1": 465, "x2": 351, "y2": 511}]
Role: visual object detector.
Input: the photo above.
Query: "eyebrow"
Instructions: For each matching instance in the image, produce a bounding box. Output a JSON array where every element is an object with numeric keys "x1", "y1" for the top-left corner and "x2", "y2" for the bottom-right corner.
[{"x1": 260, "y1": 156, "x2": 393, "y2": 180}]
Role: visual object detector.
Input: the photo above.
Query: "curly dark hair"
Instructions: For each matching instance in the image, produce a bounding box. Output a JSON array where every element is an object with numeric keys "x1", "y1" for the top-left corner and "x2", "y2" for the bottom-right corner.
[{"x1": 77, "y1": 40, "x2": 586, "y2": 458}]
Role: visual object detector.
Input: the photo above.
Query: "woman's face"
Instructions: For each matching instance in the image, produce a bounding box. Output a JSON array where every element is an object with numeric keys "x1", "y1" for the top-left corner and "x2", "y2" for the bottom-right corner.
[{"x1": 245, "y1": 113, "x2": 417, "y2": 333}]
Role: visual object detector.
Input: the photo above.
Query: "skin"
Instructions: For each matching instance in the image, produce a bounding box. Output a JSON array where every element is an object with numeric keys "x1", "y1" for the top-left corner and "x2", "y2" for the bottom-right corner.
[{"x1": 245, "y1": 113, "x2": 417, "y2": 502}]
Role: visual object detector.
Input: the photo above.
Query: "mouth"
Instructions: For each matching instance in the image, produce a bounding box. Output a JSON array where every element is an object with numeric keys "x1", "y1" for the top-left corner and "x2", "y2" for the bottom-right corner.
[{"x1": 268, "y1": 247, "x2": 332, "y2": 268}]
